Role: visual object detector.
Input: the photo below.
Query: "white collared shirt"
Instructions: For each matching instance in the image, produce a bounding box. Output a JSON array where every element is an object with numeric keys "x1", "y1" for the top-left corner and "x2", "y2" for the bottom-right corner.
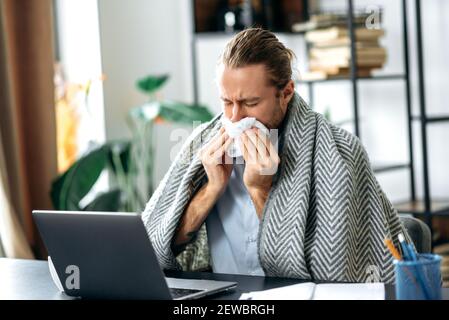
[{"x1": 205, "y1": 162, "x2": 265, "y2": 276}]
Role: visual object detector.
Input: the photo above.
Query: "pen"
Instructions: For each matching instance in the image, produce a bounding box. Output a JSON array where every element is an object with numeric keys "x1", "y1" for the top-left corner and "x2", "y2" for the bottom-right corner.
[
  {"x1": 398, "y1": 233, "x2": 431, "y2": 299},
  {"x1": 386, "y1": 237, "x2": 421, "y2": 293},
  {"x1": 406, "y1": 240, "x2": 418, "y2": 262},
  {"x1": 398, "y1": 233, "x2": 411, "y2": 261},
  {"x1": 384, "y1": 238, "x2": 402, "y2": 260}
]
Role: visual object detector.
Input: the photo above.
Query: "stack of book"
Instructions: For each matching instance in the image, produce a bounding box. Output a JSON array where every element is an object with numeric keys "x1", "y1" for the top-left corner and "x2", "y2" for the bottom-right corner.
[
  {"x1": 433, "y1": 243, "x2": 449, "y2": 287},
  {"x1": 295, "y1": 13, "x2": 387, "y2": 81},
  {"x1": 292, "y1": 12, "x2": 375, "y2": 33}
]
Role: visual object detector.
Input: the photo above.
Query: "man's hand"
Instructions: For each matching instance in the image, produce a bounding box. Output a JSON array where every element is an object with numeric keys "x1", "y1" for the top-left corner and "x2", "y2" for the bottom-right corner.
[
  {"x1": 173, "y1": 127, "x2": 233, "y2": 253},
  {"x1": 200, "y1": 127, "x2": 234, "y2": 197},
  {"x1": 241, "y1": 128, "x2": 280, "y2": 218}
]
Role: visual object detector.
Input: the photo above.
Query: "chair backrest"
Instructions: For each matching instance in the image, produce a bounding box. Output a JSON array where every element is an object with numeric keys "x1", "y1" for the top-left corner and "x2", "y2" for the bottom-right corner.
[{"x1": 400, "y1": 216, "x2": 431, "y2": 253}]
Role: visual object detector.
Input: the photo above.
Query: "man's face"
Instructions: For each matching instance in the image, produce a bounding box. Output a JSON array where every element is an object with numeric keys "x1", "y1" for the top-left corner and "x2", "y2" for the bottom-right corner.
[{"x1": 217, "y1": 64, "x2": 294, "y2": 129}]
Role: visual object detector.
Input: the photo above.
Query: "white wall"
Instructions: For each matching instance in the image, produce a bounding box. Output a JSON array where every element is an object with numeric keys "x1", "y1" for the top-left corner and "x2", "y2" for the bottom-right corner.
[
  {"x1": 97, "y1": 0, "x2": 195, "y2": 187},
  {"x1": 97, "y1": 0, "x2": 195, "y2": 136},
  {"x1": 95, "y1": 0, "x2": 449, "y2": 203}
]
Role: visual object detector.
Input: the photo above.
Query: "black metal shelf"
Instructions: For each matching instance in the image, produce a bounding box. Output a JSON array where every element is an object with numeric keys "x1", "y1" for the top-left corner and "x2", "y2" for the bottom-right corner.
[
  {"x1": 373, "y1": 163, "x2": 410, "y2": 174},
  {"x1": 298, "y1": 74, "x2": 406, "y2": 85},
  {"x1": 396, "y1": 200, "x2": 449, "y2": 217},
  {"x1": 302, "y1": 0, "x2": 449, "y2": 240},
  {"x1": 302, "y1": 0, "x2": 417, "y2": 205},
  {"x1": 411, "y1": 0, "x2": 449, "y2": 236},
  {"x1": 412, "y1": 115, "x2": 449, "y2": 123}
]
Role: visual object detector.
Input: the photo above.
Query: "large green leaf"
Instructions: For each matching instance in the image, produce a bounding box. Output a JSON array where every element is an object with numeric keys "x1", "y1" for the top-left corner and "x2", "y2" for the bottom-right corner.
[
  {"x1": 158, "y1": 100, "x2": 214, "y2": 124},
  {"x1": 130, "y1": 100, "x2": 213, "y2": 125},
  {"x1": 50, "y1": 145, "x2": 109, "y2": 210},
  {"x1": 82, "y1": 189, "x2": 122, "y2": 211},
  {"x1": 136, "y1": 74, "x2": 169, "y2": 94}
]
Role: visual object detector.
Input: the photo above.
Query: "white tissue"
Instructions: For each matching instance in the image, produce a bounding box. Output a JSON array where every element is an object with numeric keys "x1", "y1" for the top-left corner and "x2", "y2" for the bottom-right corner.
[{"x1": 221, "y1": 116, "x2": 269, "y2": 158}]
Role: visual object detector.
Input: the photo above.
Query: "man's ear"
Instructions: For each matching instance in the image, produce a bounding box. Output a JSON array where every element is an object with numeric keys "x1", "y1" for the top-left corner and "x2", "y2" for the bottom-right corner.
[{"x1": 281, "y1": 80, "x2": 295, "y2": 107}]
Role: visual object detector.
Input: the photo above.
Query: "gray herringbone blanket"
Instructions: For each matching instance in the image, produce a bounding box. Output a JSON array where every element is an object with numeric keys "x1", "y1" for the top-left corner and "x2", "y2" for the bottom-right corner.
[{"x1": 142, "y1": 93, "x2": 410, "y2": 284}]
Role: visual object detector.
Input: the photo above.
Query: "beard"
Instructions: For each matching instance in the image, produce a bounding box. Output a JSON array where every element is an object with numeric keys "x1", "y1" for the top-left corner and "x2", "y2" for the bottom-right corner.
[{"x1": 265, "y1": 98, "x2": 287, "y2": 129}]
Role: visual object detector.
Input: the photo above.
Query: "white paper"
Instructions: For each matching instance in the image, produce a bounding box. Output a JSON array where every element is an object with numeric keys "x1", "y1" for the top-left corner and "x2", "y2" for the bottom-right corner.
[
  {"x1": 313, "y1": 283, "x2": 385, "y2": 300},
  {"x1": 239, "y1": 282, "x2": 385, "y2": 300},
  {"x1": 239, "y1": 282, "x2": 316, "y2": 300}
]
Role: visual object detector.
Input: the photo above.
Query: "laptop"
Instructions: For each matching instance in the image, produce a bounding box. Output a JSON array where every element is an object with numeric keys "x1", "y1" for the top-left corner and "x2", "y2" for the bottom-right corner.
[{"x1": 33, "y1": 210, "x2": 237, "y2": 300}]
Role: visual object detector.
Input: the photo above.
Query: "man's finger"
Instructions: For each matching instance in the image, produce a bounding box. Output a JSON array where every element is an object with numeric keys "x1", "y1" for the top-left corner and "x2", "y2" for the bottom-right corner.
[
  {"x1": 245, "y1": 129, "x2": 269, "y2": 161},
  {"x1": 241, "y1": 132, "x2": 258, "y2": 164},
  {"x1": 241, "y1": 135, "x2": 249, "y2": 162},
  {"x1": 207, "y1": 131, "x2": 229, "y2": 156},
  {"x1": 218, "y1": 126, "x2": 226, "y2": 136},
  {"x1": 254, "y1": 129, "x2": 271, "y2": 153},
  {"x1": 211, "y1": 136, "x2": 232, "y2": 164},
  {"x1": 255, "y1": 128, "x2": 279, "y2": 164},
  {"x1": 200, "y1": 130, "x2": 227, "y2": 159}
]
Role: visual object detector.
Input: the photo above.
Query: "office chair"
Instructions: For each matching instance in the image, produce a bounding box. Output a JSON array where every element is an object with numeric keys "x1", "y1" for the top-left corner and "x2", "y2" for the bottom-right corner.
[{"x1": 400, "y1": 215, "x2": 432, "y2": 253}]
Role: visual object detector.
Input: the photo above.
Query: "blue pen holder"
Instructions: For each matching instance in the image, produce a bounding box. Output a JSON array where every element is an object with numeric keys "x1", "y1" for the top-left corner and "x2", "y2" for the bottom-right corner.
[{"x1": 394, "y1": 253, "x2": 442, "y2": 300}]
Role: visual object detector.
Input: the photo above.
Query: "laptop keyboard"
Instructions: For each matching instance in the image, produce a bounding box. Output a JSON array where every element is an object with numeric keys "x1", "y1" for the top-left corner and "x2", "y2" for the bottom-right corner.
[{"x1": 170, "y1": 287, "x2": 203, "y2": 299}]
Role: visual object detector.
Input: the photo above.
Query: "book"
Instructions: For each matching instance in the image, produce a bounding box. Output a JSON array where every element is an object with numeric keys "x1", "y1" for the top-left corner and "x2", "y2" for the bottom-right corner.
[
  {"x1": 310, "y1": 46, "x2": 387, "y2": 60},
  {"x1": 300, "y1": 68, "x2": 374, "y2": 81},
  {"x1": 442, "y1": 265, "x2": 449, "y2": 280},
  {"x1": 431, "y1": 242, "x2": 449, "y2": 286},
  {"x1": 433, "y1": 242, "x2": 449, "y2": 255},
  {"x1": 303, "y1": 23, "x2": 387, "y2": 78},
  {"x1": 313, "y1": 39, "x2": 380, "y2": 48},
  {"x1": 300, "y1": 71, "x2": 329, "y2": 81},
  {"x1": 239, "y1": 282, "x2": 385, "y2": 300},
  {"x1": 292, "y1": 11, "x2": 381, "y2": 33},
  {"x1": 309, "y1": 58, "x2": 385, "y2": 70},
  {"x1": 443, "y1": 255, "x2": 449, "y2": 267},
  {"x1": 305, "y1": 27, "x2": 385, "y2": 43}
]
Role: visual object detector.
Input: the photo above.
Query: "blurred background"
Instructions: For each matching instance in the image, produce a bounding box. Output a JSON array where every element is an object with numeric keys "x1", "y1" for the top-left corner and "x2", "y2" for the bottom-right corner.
[{"x1": 0, "y1": 0, "x2": 448, "y2": 282}]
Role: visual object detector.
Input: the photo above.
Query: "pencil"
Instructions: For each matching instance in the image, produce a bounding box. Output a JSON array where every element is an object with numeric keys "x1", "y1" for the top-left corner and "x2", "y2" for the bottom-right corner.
[{"x1": 384, "y1": 238, "x2": 402, "y2": 260}]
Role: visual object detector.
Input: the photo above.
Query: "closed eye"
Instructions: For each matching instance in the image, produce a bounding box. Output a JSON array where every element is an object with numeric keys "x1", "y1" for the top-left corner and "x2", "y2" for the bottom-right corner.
[{"x1": 245, "y1": 102, "x2": 258, "y2": 107}]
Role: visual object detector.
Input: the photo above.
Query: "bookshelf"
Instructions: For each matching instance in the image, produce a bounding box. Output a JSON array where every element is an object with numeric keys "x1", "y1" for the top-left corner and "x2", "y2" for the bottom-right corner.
[
  {"x1": 406, "y1": 0, "x2": 449, "y2": 233},
  {"x1": 189, "y1": 0, "x2": 449, "y2": 242},
  {"x1": 292, "y1": 0, "x2": 449, "y2": 240},
  {"x1": 297, "y1": 0, "x2": 416, "y2": 214},
  {"x1": 300, "y1": 73, "x2": 406, "y2": 84}
]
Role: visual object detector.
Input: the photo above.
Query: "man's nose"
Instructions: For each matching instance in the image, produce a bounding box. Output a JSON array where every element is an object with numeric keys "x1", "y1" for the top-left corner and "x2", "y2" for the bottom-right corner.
[{"x1": 230, "y1": 103, "x2": 246, "y2": 122}]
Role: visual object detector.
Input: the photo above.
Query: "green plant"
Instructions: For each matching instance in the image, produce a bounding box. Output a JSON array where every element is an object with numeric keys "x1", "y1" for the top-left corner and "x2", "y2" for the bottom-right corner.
[{"x1": 50, "y1": 74, "x2": 213, "y2": 212}]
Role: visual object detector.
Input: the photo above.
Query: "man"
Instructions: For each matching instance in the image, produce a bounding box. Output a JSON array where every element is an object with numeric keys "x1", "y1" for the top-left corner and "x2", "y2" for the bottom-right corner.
[{"x1": 142, "y1": 28, "x2": 410, "y2": 283}]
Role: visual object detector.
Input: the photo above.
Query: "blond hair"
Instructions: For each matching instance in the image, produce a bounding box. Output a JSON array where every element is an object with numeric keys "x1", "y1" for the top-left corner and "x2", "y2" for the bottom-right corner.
[{"x1": 219, "y1": 28, "x2": 296, "y2": 90}]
